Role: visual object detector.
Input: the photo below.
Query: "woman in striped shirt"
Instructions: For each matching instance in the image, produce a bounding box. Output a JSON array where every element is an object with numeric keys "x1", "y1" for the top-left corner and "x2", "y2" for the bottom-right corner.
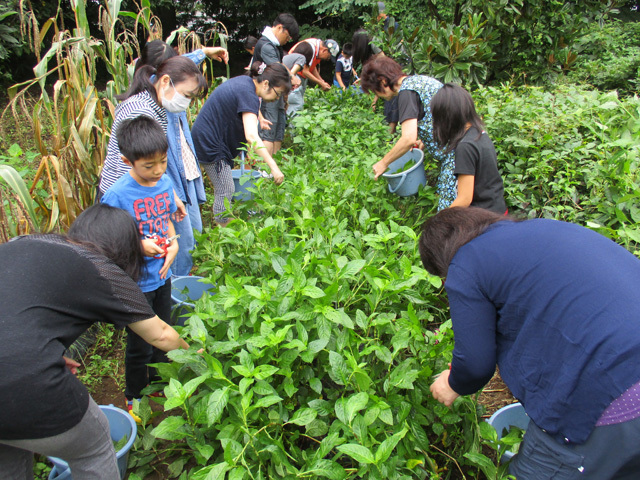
[{"x1": 99, "y1": 56, "x2": 207, "y2": 205}]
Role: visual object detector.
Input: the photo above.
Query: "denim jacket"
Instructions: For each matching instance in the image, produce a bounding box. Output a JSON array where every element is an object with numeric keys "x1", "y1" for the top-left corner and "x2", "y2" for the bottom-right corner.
[{"x1": 166, "y1": 49, "x2": 207, "y2": 206}]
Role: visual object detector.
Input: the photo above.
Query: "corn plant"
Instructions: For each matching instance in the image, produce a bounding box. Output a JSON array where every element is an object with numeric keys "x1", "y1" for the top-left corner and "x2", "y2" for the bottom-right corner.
[{"x1": 2, "y1": 0, "x2": 227, "y2": 236}]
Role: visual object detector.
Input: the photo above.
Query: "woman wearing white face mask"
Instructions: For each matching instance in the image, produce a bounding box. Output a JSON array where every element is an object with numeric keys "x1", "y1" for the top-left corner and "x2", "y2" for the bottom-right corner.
[
  {"x1": 99, "y1": 56, "x2": 208, "y2": 212},
  {"x1": 130, "y1": 41, "x2": 228, "y2": 276}
]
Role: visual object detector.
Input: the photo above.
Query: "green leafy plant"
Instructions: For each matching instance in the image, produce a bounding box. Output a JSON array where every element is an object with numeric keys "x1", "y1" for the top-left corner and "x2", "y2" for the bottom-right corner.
[
  {"x1": 0, "y1": 144, "x2": 40, "y2": 241},
  {"x1": 129, "y1": 89, "x2": 486, "y2": 479},
  {"x1": 463, "y1": 421, "x2": 522, "y2": 480}
]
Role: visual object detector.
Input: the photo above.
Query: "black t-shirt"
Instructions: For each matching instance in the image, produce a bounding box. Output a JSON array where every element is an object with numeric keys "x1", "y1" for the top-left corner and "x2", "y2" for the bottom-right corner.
[
  {"x1": 192, "y1": 75, "x2": 261, "y2": 167},
  {"x1": 0, "y1": 236, "x2": 154, "y2": 440},
  {"x1": 397, "y1": 90, "x2": 425, "y2": 124},
  {"x1": 453, "y1": 127, "x2": 507, "y2": 213}
]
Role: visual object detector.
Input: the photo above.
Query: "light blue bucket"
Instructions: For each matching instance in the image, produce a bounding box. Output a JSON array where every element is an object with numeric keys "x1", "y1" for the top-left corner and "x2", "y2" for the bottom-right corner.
[
  {"x1": 48, "y1": 405, "x2": 137, "y2": 480},
  {"x1": 232, "y1": 152, "x2": 262, "y2": 201},
  {"x1": 486, "y1": 402, "x2": 529, "y2": 462},
  {"x1": 382, "y1": 149, "x2": 426, "y2": 196},
  {"x1": 171, "y1": 275, "x2": 216, "y2": 326}
]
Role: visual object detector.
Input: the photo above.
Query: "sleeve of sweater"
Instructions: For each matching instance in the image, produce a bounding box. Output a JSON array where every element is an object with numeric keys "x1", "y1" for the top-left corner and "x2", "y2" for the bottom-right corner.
[{"x1": 445, "y1": 263, "x2": 498, "y2": 395}]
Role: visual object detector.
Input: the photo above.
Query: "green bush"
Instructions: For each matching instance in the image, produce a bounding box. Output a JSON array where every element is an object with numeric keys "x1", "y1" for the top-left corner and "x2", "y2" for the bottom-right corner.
[
  {"x1": 129, "y1": 90, "x2": 485, "y2": 480},
  {"x1": 567, "y1": 18, "x2": 640, "y2": 95},
  {"x1": 129, "y1": 84, "x2": 640, "y2": 478},
  {"x1": 474, "y1": 84, "x2": 640, "y2": 254}
]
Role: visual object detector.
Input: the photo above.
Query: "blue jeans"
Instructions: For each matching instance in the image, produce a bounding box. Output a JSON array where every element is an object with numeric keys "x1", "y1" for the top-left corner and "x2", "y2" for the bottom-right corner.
[{"x1": 172, "y1": 179, "x2": 202, "y2": 276}]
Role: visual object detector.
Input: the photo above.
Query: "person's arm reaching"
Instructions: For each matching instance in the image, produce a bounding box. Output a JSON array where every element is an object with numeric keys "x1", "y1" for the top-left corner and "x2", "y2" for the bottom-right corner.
[
  {"x1": 243, "y1": 112, "x2": 284, "y2": 184},
  {"x1": 372, "y1": 118, "x2": 418, "y2": 179},
  {"x1": 129, "y1": 316, "x2": 189, "y2": 352},
  {"x1": 431, "y1": 264, "x2": 498, "y2": 406}
]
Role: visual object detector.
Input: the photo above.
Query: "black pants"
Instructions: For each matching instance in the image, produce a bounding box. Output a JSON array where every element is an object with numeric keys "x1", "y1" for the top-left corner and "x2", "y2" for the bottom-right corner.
[{"x1": 125, "y1": 279, "x2": 172, "y2": 400}]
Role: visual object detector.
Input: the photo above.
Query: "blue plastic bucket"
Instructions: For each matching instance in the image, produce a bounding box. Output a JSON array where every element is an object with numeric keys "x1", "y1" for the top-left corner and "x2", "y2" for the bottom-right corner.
[
  {"x1": 171, "y1": 276, "x2": 216, "y2": 326},
  {"x1": 486, "y1": 402, "x2": 529, "y2": 462},
  {"x1": 48, "y1": 404, "x2": 136, "y2": 480},
  {"x1": 382, "y1": 149, "x2": 426, "y2": 197},
  {"x1": 232, "y1": 153, "x2": 262, "y2": 202}
]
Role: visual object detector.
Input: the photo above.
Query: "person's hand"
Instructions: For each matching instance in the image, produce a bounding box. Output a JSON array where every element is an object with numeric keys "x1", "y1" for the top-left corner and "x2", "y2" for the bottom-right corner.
[
  {"x1": 271, "y1": 166, "x2": 284, "y2": 185},
  {"x1": 291, "y1": 75, "x2": 301, "y2": 89},
  {"x1": 141, "y1": 238, "x2": 165, "y2": 257},
  {"x1": 63, "y1": 356, "x2": 80, "y2": 375},
  {"x1": 259, "y1": 117, "x2": 273, "y2": 131},
  {"x1": 159, "y1": 238, "x2": 179, "y2": 279},
  {"x1": 172, "y1": 198, "x2": 186, "y2": 223},
  {"x1": 412, "y1": 139, "x2": 424, "y2": 151},
  {"x1": 321, "y1": 82, "x2": 331, "y2": 92},
  {"x1": 430, "y1": 368, "x2": 460, "y2": 407},
  {"x1": 372, "y1": 160, "x2": 389, "y2": 180},
  {"x1": 204, "y1": 47, "x2": 229, "y2": 64}
]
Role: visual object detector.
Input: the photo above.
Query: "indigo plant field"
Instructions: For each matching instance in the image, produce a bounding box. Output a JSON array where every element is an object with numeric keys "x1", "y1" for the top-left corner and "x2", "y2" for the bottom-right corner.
[
  {"x1": 127, "y1": 85, "x2": 640, "y2": 479},
  {"x1": 128, "y1": 90, "x2": 483, "y2": 480}
]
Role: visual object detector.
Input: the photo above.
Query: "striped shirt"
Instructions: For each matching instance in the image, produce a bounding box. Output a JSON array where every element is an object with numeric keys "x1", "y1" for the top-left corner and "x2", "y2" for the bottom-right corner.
[{"x1": 99, "y1": 90, "x2": 167, "y2": 193}]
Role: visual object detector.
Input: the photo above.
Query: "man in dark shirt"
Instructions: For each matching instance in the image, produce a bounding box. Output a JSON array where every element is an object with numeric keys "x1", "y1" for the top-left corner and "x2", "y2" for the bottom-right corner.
[{"x1": 253, "y1": 13, "x2": 299, "y2": 155}]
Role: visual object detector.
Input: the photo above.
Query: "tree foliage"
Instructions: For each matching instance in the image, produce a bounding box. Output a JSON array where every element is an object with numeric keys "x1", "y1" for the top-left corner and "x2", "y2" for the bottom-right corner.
[{"x1": 344, "y1": 0, "x2": 621, "y2": 84}]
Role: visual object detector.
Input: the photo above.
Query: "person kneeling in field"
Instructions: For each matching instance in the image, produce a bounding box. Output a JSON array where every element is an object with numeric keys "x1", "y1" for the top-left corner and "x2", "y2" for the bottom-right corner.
[{"x1": 422, "y1": 207, "x2": 640, "y2": 480}]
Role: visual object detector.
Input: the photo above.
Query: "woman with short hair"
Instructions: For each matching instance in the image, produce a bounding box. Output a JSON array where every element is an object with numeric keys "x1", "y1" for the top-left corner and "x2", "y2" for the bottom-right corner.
[
  {"x1": 422, "y1": 207, "x2": 640, "y2": 479},
  {"x1": 360, "y1": 55, "x2": 456, "y2": 210}
]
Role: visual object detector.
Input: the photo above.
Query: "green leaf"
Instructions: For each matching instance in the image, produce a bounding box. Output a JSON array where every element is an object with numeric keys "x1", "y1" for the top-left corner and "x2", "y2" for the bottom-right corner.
[
  {"x1": 152, "y1": 416, "x2": 188, "y2": 440},
  {"x1": 190, "y1": 462, "x2": 232, "y2": 480},
  {"x1": 339, "y1": 259, "x2": 366, "y2": 278},
  {"x1": 479, "y1": 420, "x2": 499, "y2": 442},
  {"x1": 303, "y1": 459, "x2": 346, "y2": 480},
  {"x1": 301, "y1": 285, "x2": 326, "y2": 298},
  {"x1": 0, "y1": 165, "x2": 39, "y2": 229},
  {"x1": 336, "y1": 444, "x2": 375, "y2": 464},
  {"x1": 253, "y1": 364, "x2": 279, "y2": 380},
  {"x1": 374, "y1": 427, "x2": 408, "y2": 464},
  {"x1": 328, "y1": 351, "x2": 350, "y2": 385},
  {"x1": 345, "y1": 392, "x2": 369, "y2": 423},
  {"x1": 183, "y1": 375, "x2": 209, "y2": 398},
  {"x1": 287, "y1": 408, "x2": 318, "y2": 426},
  {"x1": 309, "y1": 377, "x2": 323, "y2": 394},
  {"x1": 463, "y1": 452, "x2": 496, "y2": 477},
  {"x1": 207, "y1": 388, "x2": 230, "y2": 427},
  {"x1": 251, "y1": 395, "x2": 283, "y2": 410}
]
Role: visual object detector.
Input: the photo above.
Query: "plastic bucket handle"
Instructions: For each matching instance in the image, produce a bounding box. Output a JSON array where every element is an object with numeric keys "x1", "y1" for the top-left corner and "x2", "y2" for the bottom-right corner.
[{"x1": 388, "y1": 172, "x2": 407, "y2": 194}]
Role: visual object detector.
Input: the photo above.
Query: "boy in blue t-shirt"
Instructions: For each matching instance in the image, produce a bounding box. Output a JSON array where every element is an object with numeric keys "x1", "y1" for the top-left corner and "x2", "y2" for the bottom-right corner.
[
  {"x1": 334, "y1": 43, "x2": 356, "y2": 90},
  {"x1": 101, "y1": 115, "x2": 178, "y2": 421}
]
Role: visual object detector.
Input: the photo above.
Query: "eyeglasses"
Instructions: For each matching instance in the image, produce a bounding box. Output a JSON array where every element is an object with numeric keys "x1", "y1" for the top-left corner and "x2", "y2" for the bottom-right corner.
[{"x1": 271, "y1": 87, "x2": 283, "y2": 100}]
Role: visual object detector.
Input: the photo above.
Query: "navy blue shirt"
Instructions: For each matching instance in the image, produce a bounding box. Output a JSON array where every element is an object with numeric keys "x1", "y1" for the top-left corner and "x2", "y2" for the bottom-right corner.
[
  {"x1": 445, "y1": 219, "x2": 640, "y2": 444},
  {"x1": 191, "y1": 75, "x2": 260, "y2": 169}
]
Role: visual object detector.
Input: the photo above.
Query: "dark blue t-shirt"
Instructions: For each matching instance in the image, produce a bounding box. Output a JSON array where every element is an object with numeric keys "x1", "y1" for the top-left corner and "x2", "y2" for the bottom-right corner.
[
  {"x1": 101, "y1": 173, "x2": 176, "y2": 292},
  {"x1": 191, "y1": 75, "x2": 260, "y2": 168},
  {"x1": 445, "y1": 219, "x2": 640, "y2": 444}
]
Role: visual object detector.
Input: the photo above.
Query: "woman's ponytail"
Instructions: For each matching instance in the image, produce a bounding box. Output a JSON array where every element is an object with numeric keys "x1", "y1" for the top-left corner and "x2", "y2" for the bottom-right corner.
[
  {"x1": 117, "y1": 64, "x2": 157, "y2": 102},
  {"x1": 248, "y1": 62, "x2": 292, "y2": 94}
]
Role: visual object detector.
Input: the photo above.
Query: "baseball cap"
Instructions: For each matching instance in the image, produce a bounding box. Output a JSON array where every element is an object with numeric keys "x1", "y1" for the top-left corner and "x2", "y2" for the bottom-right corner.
[{"x1": 326, "y1": 39, "x2": 340, "y2": 63}]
